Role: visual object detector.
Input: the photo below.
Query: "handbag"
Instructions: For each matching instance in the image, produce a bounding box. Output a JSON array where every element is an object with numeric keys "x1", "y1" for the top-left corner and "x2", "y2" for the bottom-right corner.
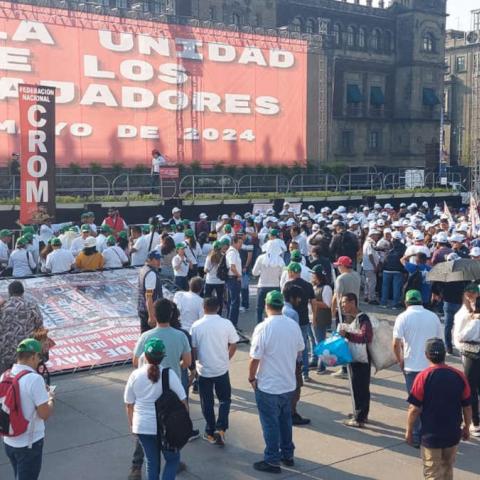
[{"x1": 462, "y1": 341, "x2": 480, "y2": 361}]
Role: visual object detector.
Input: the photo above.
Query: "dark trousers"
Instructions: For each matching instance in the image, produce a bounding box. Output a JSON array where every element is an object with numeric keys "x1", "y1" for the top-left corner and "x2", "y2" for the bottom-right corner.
[
  {"x1": 204, "y1": 283, "x2": 225, "y2": 316},
  {"x1": 443, "y1": 302, "x2": 461, "y2": 351},
  {"x1": 174, "y1": 276, "x2": 188, "y2": 291},
  {"x1": 404, "y1": 371, "x2": 421, "y2": 442},
  {"x1": 198, "y1": 372, "x2": 232, "y2": 436},
  {"x1": 5, "y1": 438, "x2": 43, "y2": 480},
  {"x1": 257, "y1": 287, "x2": 278, "y2": 324},
  {"x1": 139, "y1": 311, "x2": 151, "y2": 334},
  {"x1": 226, "y1": 278, "x2": 241, "y2": 327},
  {"x1": 464, "y1": 356, "x2": 480, "y2": 426},
  {"x1": 132, "y1": 437, "x2": 144, "y2": 469},
  {"x1": 350, "y1": 362, "x2": 371, "y2": 423}
]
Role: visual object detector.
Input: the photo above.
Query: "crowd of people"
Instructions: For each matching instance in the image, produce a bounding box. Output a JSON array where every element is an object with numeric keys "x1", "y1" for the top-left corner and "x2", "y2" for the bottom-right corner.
[{"x1": 1, "y1": 199, "x2": 480, "y2": 480}]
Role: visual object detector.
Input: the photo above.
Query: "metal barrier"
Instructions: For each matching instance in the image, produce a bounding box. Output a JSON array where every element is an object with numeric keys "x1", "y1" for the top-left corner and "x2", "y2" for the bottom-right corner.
[
  {"x1": 289, "y1": 174, "x2": 338, "y2": 193},
  {"x1": 55, "y1": 174, "x2": 111, "y2": 198},
  {"x1": 237, "y1": 175, "x2": 289, "y2": 195},
  {"x1": 338, "y1": 172, "x2": 383, "y2": 191},
  {"x1": 111, "y1": 174, "x2": 177, "y2": 199},
  {"x1": 179, "y1": 175, "x2": 236, "y2": 198}
]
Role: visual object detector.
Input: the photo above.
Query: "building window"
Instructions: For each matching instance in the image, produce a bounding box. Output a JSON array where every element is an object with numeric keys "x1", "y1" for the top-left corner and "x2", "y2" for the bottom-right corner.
[
  {"x1": 370, "y1": 86, "x2": 385, "y2": 116},
  {"x1": 358, "y1": 27, "x2": 366, "y2": 48},
  {"x1": 423, "y1": 33, "x2": 435, "y2": 53},
  {"x1": 345, "y1": 26, "x2": 355, "y2": 47},
  {"x1": 346, "y1": 84, "x2": 363, "y2": 116},
  {"x1": 305, "y1": 18, "x2": 315, "y2": 34},
  {"x1": 371, "y1": 29, "x2": 382, "y2": 51},
  {"x1": 456, "y1": 56, "x2": 466, "y2": 72},
  {"x1": 384, "y1": 31, "x2": 393, "y2": 52},
  {"x1": 474, "y1": 53, "x2": 480, "y2": 76},
  {"x1": 474, "y1": 11, "x2": 480, "y2": 31},
  {"x1": 368, "y1": 131, "x2": 382, "y2": 152},
  {"x1": 209, "y1": 6, "x2": 216, "y2": 20},
  {"x1": 341, "y1": 131, "x2": 354, "y2": 154},
  {"x1": 333, "y1": 24, "x2": 341, "y2": 46},
  {"x1": 232, "y1": 13, "x2": 241, "y2": 26},
  {"x1": 292, "y1": 17, "x2": 302, "y2": 32}
]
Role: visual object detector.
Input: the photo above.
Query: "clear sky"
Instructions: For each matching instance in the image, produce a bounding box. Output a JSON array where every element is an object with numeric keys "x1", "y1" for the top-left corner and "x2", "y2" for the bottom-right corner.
[{"x1": 447, "y1": 0, "x2": 480, "y2": 31}]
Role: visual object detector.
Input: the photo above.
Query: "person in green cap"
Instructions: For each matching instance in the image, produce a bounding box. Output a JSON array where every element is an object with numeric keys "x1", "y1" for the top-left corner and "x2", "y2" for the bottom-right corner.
[
  {"x1": 393, "y1": 289, "x2": 443, "y2": 446},
  {"x1": 204, "y1": 240, "x2": 227, "y2": 315},
  {"x1": 70, "y1": 224, "x2": 92, "y2": 257},
  {"x1": 279, "y1": 250, "x2": 311, "y2": 290},
  {"x1": 44, "y1": 237, "x2": 75, "y2": 274},
  {"x1": 7, "y1": 236, "x2": 37, "y2": 277},
  {"x1": 102, "y1": 235, "x2": 129, "y2": 269},
  {"x1": 125, "y1": 336, "x2": 186, "y2": 480},
  {"x1": 0, "y1": 229, "x2": 12, "y2": 268},
  {"x1": 172, "y1": 242, "x2": 190, "y2": 291},
  {"x1": 1, "y1": 338, "x2": 54, "y2": 480},
  {"x1": 249, "y1": 290, "x2": 304, "y2": 474}
]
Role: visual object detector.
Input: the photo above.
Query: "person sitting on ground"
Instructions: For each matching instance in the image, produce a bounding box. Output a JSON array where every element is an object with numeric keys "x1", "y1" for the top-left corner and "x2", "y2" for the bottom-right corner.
[
  {"x1": 7, "y1": 236, "x2": 37, "y2": 278},
  {"x1": 45, "y1": 237, "x2": 75, "y2": 274},
  {"x1": 74, "y1": 236, "x2": 105, "y2": 271},
  {"x1": 102, "y1": 235, "x2": 129, "y2": 269}
]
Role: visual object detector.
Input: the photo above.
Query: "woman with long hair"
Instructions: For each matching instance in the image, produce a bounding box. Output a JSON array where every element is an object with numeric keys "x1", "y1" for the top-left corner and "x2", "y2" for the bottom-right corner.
[
  {"x1": 158, "y1": 233, "x2": 176, "y2": 279},
  {"x1": 39, "y1": 241, "x2": 53, "y2": 273},
  {"x1": 75, "y1": 237, "x2": 104, "y2": 271},
  {"x1": 124, "y1": 338, "x2": 186, "y2": 480},
  {"x1": 311, "y1": 265, "x2": 333, "y2": 374},
  {"x1": 184, "y1": 229, "x2": 202, "y2": 278},
  {"x1": 204, "y1": 240, "x2": 225, "y2": 314},
  {"x1": 196, "y1": 231, "x2": 211, "y2": 278}
]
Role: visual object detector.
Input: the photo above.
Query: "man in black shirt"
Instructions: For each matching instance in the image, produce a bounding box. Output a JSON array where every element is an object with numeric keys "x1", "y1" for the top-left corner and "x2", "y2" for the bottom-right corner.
[
  {"x1": 283, "y1": 263, "x2": 315, "y2": 382},
  {"x1": 329, "y1": 222, "x2": 359, "y2": 268}
]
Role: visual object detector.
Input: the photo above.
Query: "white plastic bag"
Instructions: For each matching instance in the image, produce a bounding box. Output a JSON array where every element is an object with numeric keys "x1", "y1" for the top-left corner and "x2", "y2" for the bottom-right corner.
[{"x1": 368, "y1": 314, "x2": 397, "y2": 373}]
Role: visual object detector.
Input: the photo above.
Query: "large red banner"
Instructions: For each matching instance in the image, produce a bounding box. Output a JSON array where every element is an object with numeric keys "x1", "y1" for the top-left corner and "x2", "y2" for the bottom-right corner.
[
  {"x1": 18, "y1": 83, "x2": 56, "y2": 224},
  {"x1": 0, "y1": 2, "x2": 307, "y2": 167}
]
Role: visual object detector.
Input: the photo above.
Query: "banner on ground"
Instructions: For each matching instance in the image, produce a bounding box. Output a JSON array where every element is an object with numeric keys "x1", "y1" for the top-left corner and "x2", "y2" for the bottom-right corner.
[
  {"x1": 0, "y1": 269, "x2": 149, "y2": 372},
  {"x1": 0, "y1": 1, "x2": 307, "y2": 167},
  {"x1": 19, "y1": 83, "x2": 56, "y2": 224}
]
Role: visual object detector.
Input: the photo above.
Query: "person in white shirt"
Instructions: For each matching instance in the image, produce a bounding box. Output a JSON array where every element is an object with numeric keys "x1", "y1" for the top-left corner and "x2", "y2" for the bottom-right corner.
[
  {"x1": 225, "y1": 235, "x2": 243, "y2": 329},
  {"x1": 124, "y1": 337, "x2": 185, "y2": 480},
  {"x1": 173, "y1": 277, "x2": 204, "y2": 331},
  {"x1": 362, "y1": 230, "x2": 381, "y2": 304},
  {"x1": 204, "y1": 241, "x2": 226, "y2": 315},
  {"x1": 248, "y1": 291, "x2": 304, "y2": 474},
  {"x1": 392, "y1": 289, "x2": 443, "y2": 448},
  {"x1": 45, "y1": 238, "x2": 75, "y2": 274},
  {"x1": 279, "y1": 250, "x2": 311, "y2": 290},
  {"x1": 150, "y1": 149, "x2": 166, "y2": 175},
  {"x1": 102, "y1": 235, "x2": 129, "y2": 269},
  {"x1": 95, "y1": 225, "x2": 111, "y2": 253},
  {"x1": 252, "y1": 248, "x2": 284, "y2": 324},
  {"x1": 131, "y1": 224, "x2": 161, "y2": 266},
  {"x1": 0, "y1": 229, "x2": 12, "y2": 267},
  {"x1": 172, "y1": 243, "x2": 190, "y2": 291},
  {"x1": 8, "y1": 237, "x2": 37, "y2": 277},
  {"x1": 58, "y1": 227, "x2": 79, "y2": 251},
  {"x1": 2, "y1": 338, "x2": 54, "y2": 480},
  {"x1": 184, "y1": 229, "x2": 202, "y2": 277},
  {"x1": 70, "y1": 224, "x2": 91, "y2": 257},
  {"x1": 290, "y1": 225, "x2": 308, "y2": 258},
  {"x1": 404, "y1": 232, "x2": 431, "y2": 264},
  {"x1": 190, "y1": 296, "x2": 239, "y2": 445}
]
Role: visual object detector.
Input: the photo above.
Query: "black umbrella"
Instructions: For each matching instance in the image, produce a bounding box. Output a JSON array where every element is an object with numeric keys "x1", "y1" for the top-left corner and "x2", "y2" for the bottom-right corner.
[{"x1": 427, "y1": 258, "x2": 480, "y2": 283}]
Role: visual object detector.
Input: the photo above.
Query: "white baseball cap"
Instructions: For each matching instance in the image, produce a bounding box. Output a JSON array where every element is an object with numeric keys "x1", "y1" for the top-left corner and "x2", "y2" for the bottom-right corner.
[
  {"x1": 172, "y1": 207, "x2": 181, "y2": 214},
  {"x1": 221, "y1": 214, "x2": 229, "y2": 220},
  {"x1": 392, "y1": 231, "x2": 403, "y2": 240},
  {"x1": 449, "y1": 234, "x2": 465, "y2": 243},
  {"x1": 199, "y1": 213, "x2": 208, "y2": 220},
  {"x1": 414, "y1": 231, "x2": 424, "y2": 241},
  {"x1": 470, "y1": 247, "x2": 480, "y2": 258}
]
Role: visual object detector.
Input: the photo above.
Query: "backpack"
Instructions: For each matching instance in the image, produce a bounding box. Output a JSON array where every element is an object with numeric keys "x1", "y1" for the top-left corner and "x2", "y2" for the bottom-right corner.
[
  {"x1": 403, "y1": 268, "x2": 423, "y2": 297},
  {"x1": 0, "y1": 370, "x2": 32, "y2": 437},
  {"x1": 216, "y1": 254, "x2": 229, "y2": 282},
  {"x1": 155, "y1": 368, "x2": 192, "y2": 450}
]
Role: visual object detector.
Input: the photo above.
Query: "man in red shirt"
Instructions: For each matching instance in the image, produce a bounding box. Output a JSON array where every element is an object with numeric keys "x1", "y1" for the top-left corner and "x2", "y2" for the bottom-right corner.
[{"x1": 407, "y1": 338, "x2": 472, "y2": 479}]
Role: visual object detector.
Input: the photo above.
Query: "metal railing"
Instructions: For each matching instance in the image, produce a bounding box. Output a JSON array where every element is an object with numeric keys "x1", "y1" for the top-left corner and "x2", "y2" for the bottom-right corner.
[
  {"x1": 179, "y1": 175, "x2": 236, "y2": 197},
  {"x1": 111, "y1": 174, "x2": 177, "y2": 199},
  {"x1": 237, "y1": 175, "x2": 290, "y2": 195}
]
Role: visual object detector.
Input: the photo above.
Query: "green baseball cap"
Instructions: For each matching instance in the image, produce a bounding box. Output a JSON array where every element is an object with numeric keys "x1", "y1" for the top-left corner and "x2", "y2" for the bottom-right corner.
[
  {"x1": 23, "y1": 233, "x2": 33, "y2": 242},
  {"x1": 182, "y1": 219, "x2": 190, "y2": 226},
  {"x1": 224, "y1": 224, "x2": 232, "y2": 233},
  {"x1": 287, "y1": 262, "x2": 302, "y2": 274},
  {"x1": 405, "y1": 289, "x2": 423, "y2": 305},
  {"x1": 176, "y1": 242, "x2": 186, "y2": 250},
  {"x1": 22, "y1": 226, "x2": 34, "y2": 235},
  {"x1": 51, "y1": 237, "x2": 62, "y2": 247},
  {"x1": 220, "y1": 237, "x2": 231, "y2": 246},
  {"x1": 17, "y1": 338, "x2": 42, "y2": 354},
  {"x1": 269, "y1": 228, "x2": 279, "y2": 237},
  {"x1": 69, "y1": 226, "x2": 80, "y2": 233},
  {"x1": 213, "y1": 240, "x2": 222, "y2": 249},
  {"x1": 266, "y1": 290, "x2": 284, "y2": 308},
  {"x1": 185, "y1": 229, "x2": 194, "y2": 238},
  {"x1": 290, "y1": 250, "x2": 302, "y2": 262},
  {"x1": 106, "y1": 235, "x2": 116, "y2": 245},
  {"x1": 464, "y1": 283, "x2": 480, "y2": 294},
  {"x1": 80, "y1": 224, "x2": 91, "y2": 232},
  {"x1": 142, "y1": 225, "x2": 150, "y2": 234},
  {"x1": 86, "y1": 211, "x2": 95, "y2": 217},
  {"x1": 118, "y1": 231, "x2": 128, "y2": 239},
  {"x1": 0, "y1": 229, "x2": 12, "y2": 237},
  {"x1": 144, "y1": 338, "x2": 166, "y2": 359},
  {"x1": 80, "y1": 213, "x2": 89, "y2": 219},
  {"x1": 16, "y1": 236, "x2": 27, "y2": 247}
]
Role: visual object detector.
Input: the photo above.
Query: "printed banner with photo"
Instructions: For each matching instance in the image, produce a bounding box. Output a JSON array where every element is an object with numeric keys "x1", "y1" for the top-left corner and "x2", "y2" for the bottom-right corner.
[{"x1": 0, "y1": 269, "x2": 148, "y2": 373}]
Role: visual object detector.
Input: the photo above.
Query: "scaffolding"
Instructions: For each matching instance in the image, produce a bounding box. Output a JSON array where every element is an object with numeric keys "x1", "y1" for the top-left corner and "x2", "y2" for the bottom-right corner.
[{"x1": 472, "y1": 52, "x2": 480, "y2": 197}]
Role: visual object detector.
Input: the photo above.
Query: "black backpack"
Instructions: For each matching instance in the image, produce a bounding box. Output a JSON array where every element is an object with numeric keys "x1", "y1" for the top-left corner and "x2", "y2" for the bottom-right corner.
[
  {"x1": 155, "y1": 368, "x2": 193, "y2": 450},
  {"x1": 216, "y1": 254, "x2": 229, "y2": 282},
  {"x1": 403, "y1": 268, "x2": 423, "y2": 297}
]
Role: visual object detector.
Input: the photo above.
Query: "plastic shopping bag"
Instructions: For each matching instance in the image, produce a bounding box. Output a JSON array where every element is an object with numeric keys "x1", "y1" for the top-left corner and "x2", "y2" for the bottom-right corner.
[
  {"x1": 367, "y1": 315, "x2": 397, "y2": 374},
  {"x1": 314, "y1": 333, "x2": 353, "y2": 367}
]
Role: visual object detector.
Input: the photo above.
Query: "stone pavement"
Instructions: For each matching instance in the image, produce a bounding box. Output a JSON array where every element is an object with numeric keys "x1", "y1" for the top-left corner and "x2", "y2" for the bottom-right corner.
[{"x1": 1, "y1": 303, "x2": 479, "y2": 480}]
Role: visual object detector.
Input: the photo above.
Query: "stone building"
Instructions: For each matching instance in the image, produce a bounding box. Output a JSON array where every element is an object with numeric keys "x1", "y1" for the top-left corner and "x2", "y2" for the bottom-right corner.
[{"x1": 444, "y1": 10, "x2": 480, "y2": 168}]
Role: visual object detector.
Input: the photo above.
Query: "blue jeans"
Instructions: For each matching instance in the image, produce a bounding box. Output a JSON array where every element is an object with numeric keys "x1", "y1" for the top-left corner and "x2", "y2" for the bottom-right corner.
[
  {"x1": 312, "y1": 323, "x2": 328, "y2": 371},
  {"x1": 381, "y1": 271, "x2": 404, "y2": 306},
  {"x1": 226, "y1": 277, "x2": 241, "y2": 327},
  {"x1": 241, "y1": 272, "x2": 250, "y2": 309},
  {"x1": 198, "y1": 372, "x2": 232, "y2": 436},
  {"x1": 443, "y1": 302, "x2": 461, "y2": 350},
  {"x1": 257, "y1": 287, "x2": 278, "y2": 324},
  {"x1": 5, "y1": 438, "x2": 43, "y2": 480},
  {"x1": 137, "y1": 434, "x2": 180, "y2": 480},
  {"x1": 404, "y1": 371, "x2": 421, "y2": 444},
  {"x1": 255, "y1": 389, "x2": 295, "y2": 466},
  {"x1": 300, "y1": 324, "x2": 313, "y2": 376},
  {"x1": 174, "y1": 276, "x2": 188, "y2": 291}
]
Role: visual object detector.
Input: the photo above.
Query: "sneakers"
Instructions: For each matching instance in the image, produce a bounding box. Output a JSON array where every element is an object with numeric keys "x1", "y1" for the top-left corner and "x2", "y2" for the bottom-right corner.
[
  {"x1": 303, "y1": 375, "x2": 312, "y2": 383},
  {"x1": 470, "y1": 425, "x2": 480, "y2": 437},
  {"x1": 292, "y1": 413, "x2": 311, "y2": 426},
  {"x1": 202, "y1": 433, "x2": 218, "y2": 445},
  {"x1": 332, "y1": 368, "x2": 348, "y2": 379},
  {"x1": 281, "y1": 458, "x2": 295, "y2": 467},
  {"x1": 127, "y1": 467, "x2": 142, "y2": 480},
  {"x1": 189, "y1": 429, "x2": 200, "y2": 442},
  {"x1": 368, "y1": 300, "x2": 379, "y2": 306},
  {"x1": 215, "y1": 430, "x2": 226, "y2": 446},
  {"x1": 239, "y1": 306, "x2": 246, "y2": 313},
  {"x1": 316, "y1": 369, "x2": 328, "y2": 375},
  {"x1": 343, "y1": 418, "x2": 365, "y2": 428},
  {"x1": 253, "y1": 461, "x2": 281, "y2": 474}
]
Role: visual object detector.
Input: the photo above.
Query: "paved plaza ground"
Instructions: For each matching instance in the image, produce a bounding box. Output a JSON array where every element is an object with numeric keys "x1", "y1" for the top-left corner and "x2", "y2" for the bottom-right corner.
[{"x1": 1, "y1": 301, "x2": 479, "y2": 480}]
